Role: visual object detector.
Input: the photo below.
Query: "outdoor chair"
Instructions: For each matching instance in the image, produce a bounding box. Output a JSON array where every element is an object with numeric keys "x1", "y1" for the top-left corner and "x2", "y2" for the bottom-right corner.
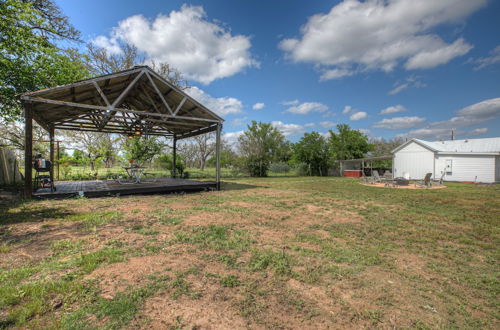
[
  {"x1": 394, "y1": 177, "x2": 410, "y2": 186},
  {"x1": 432, "y1": 171, "x2": 446, "y2": 186},
  {"x1": 383, "y1": 171, "x2": 393, "y2": 181},
  {"x1": 373, "y1": 170, "x2": 387, "y2": 183},
  {"x1": 415, "y1": 173, "x2": 433, "y2": 188}
]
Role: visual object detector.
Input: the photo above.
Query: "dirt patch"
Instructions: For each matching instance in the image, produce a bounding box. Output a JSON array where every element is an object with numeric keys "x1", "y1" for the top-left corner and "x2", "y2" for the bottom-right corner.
[
  {"x1": 139, "y1": 287, "x2": 251, "y2": 329},
  {"x1": 393, "y1": 252, "x2": 427, "y2": 274},
  {"x1": 361, "y1": 183, "x2": 447, "y2": 190},
  {"x1": 0, "y1": 221, "x2": 87, "y2": 268},
  {"x1": 89, "y1": 252, "x2": 198, "y2": 298}
]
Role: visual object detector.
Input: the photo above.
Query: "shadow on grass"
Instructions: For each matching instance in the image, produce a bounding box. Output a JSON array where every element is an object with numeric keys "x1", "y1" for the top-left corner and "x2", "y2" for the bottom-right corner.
[
  {"x1": 221, "y1": 181, "x2": 262, "y2": 191},
  {"x1": 0, "y1": 199, "x2": 75, "y2": 226}
]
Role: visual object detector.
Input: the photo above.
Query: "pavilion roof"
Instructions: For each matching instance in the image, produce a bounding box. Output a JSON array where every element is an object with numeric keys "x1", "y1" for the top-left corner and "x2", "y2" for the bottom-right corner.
[{"x1": 21, "y1": 66, "x2": 223, "y2": 139}]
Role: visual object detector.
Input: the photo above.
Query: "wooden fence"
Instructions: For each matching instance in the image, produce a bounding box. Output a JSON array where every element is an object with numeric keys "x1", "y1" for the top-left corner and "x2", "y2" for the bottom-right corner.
[{"x1": 0, "y1": 147, "x2": 22, "y2": 185}]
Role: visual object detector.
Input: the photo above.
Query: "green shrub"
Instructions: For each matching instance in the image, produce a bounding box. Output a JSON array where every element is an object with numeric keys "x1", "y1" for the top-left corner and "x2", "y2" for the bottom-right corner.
[{"x1": 269, "y1": 162, "x2": 290, "y2": 173}]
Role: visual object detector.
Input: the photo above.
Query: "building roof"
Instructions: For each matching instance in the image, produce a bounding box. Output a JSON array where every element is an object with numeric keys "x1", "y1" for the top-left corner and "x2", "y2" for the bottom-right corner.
[
  {"x1": 393, "y1": 137, "x2": 500, "y2": 154},
  {"x1": 21, "y1": 66, "x2": 223, "y2": 139}
]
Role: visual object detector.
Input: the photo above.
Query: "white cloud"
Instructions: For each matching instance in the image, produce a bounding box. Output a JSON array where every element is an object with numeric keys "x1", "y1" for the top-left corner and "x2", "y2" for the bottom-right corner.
[
  {"x1": 405, "y1": 38, "x2": 472, "y2": 69},
  {"x1": 319, "y1": 121, "x2": 336, "y2": 128},
  {"x1": 358, "y1": 128, "x2": 371, "y2": 136},
  {"x1": 373, "y1": 116, "x2": 426, "y2": 129},
  {"x1": 304, "y1": 123, "x2": 316, "y2": 128},
  {"x1": 466, "y1": 127, "x2": 488, "y2": 136},
  {"x1": 342, "y1": 105, "x2": 367, "y2": 120},
  {"x1": 379, "y1": 105, "x2": 407, "y2": 115},
  {"x1": 281, "y1": 100, "x2": 299, "y2": 106},
  {"x1": 468, "y1": 45, "x2": 500, "y2": 70},
  {"x1": 319, "y1": 68, "x2": 355, "y2": 81},
  {"x1": 93, "y1": 5, "x2": 258, "y2": 84},
  {"x1": 223, "y1": 131, "x2": 244, "y2": 145},
  {"x1": 252, "y1": 103, "x2": 265, "y2": 110},
  {"x1": 185, "y1": 86, "x2": 243, "y2": 116},
  {"x1": 388, "y1": 76, "x2": 426, "y2": 95},
  {"x1": 92, "y1": 35, "x2": 122, "y2": 55},
  {"x1": 285, "y1": 101, "x2": 328, "y2": 115},
  {"x1": 456, "y1": 97, "x2": 500, "y2": 118},
  {"x1": 342, "y1": 105, "x2": 354, "y2": 115},
  {"x1": 321, "y1": 111, "x2": 335, "y2": 118},
  {"x1": 231, "y1": 117, "x2": 247, "y2": 127},
  {"x1": 397, "y1": 128, "x2": 457, "y2": 140},
  {"x1": 349, "y1": 111, "x2": 368, "y2": 121},
  {"x1": 279, "y1": 0, "x2": 484, "y2": 80},
  {"x1": 271, "y1": 121, "x2": 305, "y2": 137},
  {"x1": 319, "y1": 132, "x2": 331, "y2": 139},
  {"x1": 401, "y1": 97, "x2": 500, "y2": 139}
]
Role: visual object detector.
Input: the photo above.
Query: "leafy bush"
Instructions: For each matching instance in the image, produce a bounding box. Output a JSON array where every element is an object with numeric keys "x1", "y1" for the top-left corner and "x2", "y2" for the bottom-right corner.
[
  {"x1": 244, "y1": 158, "x2": 269, "y2": 177},
  {"x1": 269, "y1": 162, "x2": 290, "y2": 173},
  {"x1": 294, "y1": 163, "x2": 310, "y2": 176},
  {"x1": 156, "y1": 154, "x2": 185, "y2": 177}
]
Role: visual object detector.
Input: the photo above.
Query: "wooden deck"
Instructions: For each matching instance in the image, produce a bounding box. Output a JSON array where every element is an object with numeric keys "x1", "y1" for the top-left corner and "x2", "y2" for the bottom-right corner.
[{"x1": 33, "y1": 178, "x2": 217, "y2": 198}]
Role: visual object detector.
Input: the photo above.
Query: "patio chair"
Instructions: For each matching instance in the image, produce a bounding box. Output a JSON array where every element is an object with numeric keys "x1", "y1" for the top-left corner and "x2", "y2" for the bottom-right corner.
[
  {"x1": 432, "y1": 171, "x2": 446, "y2": 186},
  {"x1": 415, "y1": 173, "x2": 433, "y2": 188},
  {"x1": 372, "y1": 170, "x2": 384, "y2": 183},
  {"x1": 390, "y1": 177, "x2": 410, "y2": 187}
]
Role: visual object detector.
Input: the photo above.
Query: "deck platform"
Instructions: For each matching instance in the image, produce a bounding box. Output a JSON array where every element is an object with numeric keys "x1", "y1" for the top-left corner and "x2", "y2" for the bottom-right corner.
[{"x1": 33, "y1": 178, "x2": 217, "y2": 198}]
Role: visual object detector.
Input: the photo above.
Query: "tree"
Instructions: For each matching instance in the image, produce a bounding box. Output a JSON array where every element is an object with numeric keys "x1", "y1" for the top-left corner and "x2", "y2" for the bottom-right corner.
[
  {"x1": 193, "y1": 133, "x2": 216, "y2": 170},
  {"x1": 0, "y1": 120, "x2": 48, "y2": 157},
  {"x1": 370, "y1": 137, "x2": 404, "y2": 168},
  {"x1": 1, "y1": 0, "x2": 89, "y2": 120},
  {"x1": 238, "y1": 121, "x2": 286, "y2": 177},
  {"x1": 206, "y1": 139, "x2": 240, "y2": 168},
  {"x1": 177, "y1": 142, "x2": 198, "y2": 168},
  {"x1": 156, "y1": 153, "x2": 185, "y2": 177},
  {"x1": 123, "y1": 136, "x2": 162, "y2": 166},
  {"x1": 293, "y1": 132, "x2": 331, "y2": 176},
  {"x1": 328, "y1": 124, "x2": 373, "y2": 161},
  {"x1": 86, "y1": 43, "x2": 189, "y2": 89},
  {"x1": 63, "y1": 131, "x2": 118, "y2": 171}
]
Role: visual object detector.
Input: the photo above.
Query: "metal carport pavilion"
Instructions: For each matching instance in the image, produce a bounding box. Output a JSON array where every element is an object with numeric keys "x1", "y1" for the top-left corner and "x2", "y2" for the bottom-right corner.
[{"x1": 21, "y1": 66, "x2": 224, "y2": 197}]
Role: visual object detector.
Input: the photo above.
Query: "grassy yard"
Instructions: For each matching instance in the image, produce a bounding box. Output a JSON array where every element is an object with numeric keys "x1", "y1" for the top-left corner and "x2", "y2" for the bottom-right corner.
[
  {"x1": 48, "y1": 165, "x2": 295, "y2": 181},
  {"x1": 0, "y1": 177, "x2": 498, "y2": 329}
]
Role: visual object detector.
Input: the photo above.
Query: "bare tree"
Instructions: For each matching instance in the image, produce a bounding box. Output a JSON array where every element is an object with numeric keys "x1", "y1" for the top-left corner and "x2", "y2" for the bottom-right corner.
[
  {"x1": 177, "y1": 142, "x2": 199, "y2": 168},
  {"x1": 0, "y1": 121, "x2": 48, "y2": 158},
  {"x1": 86, "y1": 43, "x2": 141, "y2": 75},
  {"x1": 63, "y1": 131, "x2": 118, "y2": 171},
  {"x1": 86, "y1": 44, "x2": 189, "y2": 89},
  {"x1": 193, "y1": 133, "x2": 216, "y2": 170}
]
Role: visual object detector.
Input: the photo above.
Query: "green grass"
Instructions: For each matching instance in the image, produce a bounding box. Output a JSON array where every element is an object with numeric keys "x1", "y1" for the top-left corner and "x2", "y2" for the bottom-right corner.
[
  {"x1": 0, "y1": 177, "x2": 498, "y2": 328},
  {"x1": 249, "y1": 248, "x2": 293, "y2": 276},
  {"x1": 220, "y1": 274, "x2": 240, "y2": 287},
  {"x1": 66, "y1": 210, "x2": 123, "y2": 230},
  {"x1": 173, "y1": 224, "x2": 252, "y2": 251}
]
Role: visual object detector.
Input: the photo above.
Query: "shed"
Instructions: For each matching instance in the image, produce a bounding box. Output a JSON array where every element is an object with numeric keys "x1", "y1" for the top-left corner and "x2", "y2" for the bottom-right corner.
[{"x1": 392, "y1": 138, "x2": 500, "y2": 183}]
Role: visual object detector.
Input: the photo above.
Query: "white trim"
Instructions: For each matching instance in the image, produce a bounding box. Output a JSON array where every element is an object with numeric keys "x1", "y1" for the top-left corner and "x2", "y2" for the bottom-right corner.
[{"x1": 391, "y1": 139, "x2": 438, "y2": 154}]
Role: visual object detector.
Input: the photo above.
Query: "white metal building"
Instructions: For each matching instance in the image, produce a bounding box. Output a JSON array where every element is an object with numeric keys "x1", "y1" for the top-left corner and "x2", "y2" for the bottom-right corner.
[{"x1": 392, "y1": 137, "x2": 500, "y2": 183}]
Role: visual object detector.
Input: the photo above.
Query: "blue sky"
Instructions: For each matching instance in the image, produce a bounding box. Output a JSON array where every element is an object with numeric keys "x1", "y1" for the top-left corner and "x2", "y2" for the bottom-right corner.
[{"x1": 56, "y1": 0, "x2": 500, "y2": 142}]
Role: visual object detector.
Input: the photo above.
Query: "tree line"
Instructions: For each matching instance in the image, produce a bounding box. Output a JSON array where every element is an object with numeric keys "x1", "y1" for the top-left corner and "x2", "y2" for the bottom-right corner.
[{"x1": 0, "y1": 0, "x2": 403, "y2": 178}]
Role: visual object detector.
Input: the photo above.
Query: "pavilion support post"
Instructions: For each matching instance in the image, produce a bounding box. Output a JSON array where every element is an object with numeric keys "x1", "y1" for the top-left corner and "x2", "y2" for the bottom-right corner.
[
  {"x1": 49, "y1": 125, "x2": 55, "y2": 182},
  {"x1": 215, "y1": 123, "x2": 222, "y2": 191},
  {"x1": 172, "y1": 135, "x2": 177, "y2": 178},
  {"x1": 24, "y1": 102, "x2": 33, "y2": 198}
]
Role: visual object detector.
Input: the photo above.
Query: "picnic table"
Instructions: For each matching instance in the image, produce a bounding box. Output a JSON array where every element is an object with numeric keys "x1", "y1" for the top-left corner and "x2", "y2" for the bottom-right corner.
[{"x1": 121, "y1": 165, "x2": 145, "y2": 184}]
